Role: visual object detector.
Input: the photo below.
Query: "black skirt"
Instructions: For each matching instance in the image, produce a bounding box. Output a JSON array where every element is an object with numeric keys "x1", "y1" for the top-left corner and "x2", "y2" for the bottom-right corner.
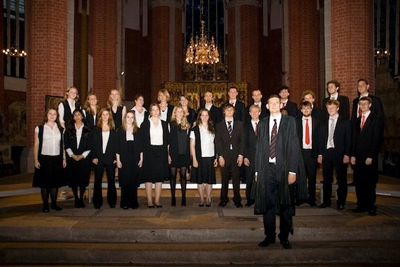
[
  {"x1": 33, "y1": 155, "x2": 66, "y2": 188},
  {"x1": 66, "y1": 156, "x2": 91, "y2": 188},
  {"x1": 190, "y1": 157, "x2": 216, "y2": 184},
  {"x1": 143, "y1": 145, "x2": 168, "y2": 183}
]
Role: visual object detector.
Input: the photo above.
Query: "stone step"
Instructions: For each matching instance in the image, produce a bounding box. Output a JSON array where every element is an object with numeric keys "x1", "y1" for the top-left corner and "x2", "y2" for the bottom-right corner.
[{"x1": 1, "y1": 241, "x2": 400, "y2": 265}]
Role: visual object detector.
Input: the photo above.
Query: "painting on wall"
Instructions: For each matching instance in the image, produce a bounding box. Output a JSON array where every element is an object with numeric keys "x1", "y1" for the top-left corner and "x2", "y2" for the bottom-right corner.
[{"x1": 45, "y1": 95, "x2": 63, "y2": 111}]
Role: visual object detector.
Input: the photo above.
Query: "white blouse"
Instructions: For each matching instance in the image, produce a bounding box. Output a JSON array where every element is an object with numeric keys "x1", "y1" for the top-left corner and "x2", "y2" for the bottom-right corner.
[
  {"x1": 150, "y1": 119, "x2": 163, "y2": 145},
  {"x1": 160, "y1": 107, "x2": 168, "y2": 122},
  {"x1": 35, "y1": 124, "x2": 62, "y2": 156},
  {"x1": 102, "y1": 131, "x2": 110, "y2": 154},
  {"x1": 190, "y1": 125, "x2": 215, "y2": 157},
  {"x1": 66, "y1": 124, "x2": 90, "y2": 158},
  {"x1": 126, "y1": 131, "x2": 134, "y2": 141},
  {"x1": 132, "y1": 106, "x2": 147, "y2": 127}
]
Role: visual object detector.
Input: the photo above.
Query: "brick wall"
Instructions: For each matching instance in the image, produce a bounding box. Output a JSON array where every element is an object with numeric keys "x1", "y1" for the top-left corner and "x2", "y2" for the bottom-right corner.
[
  {"x1": 88, "y1": 0, "x2": 117, "y2": 107},
  {"x1": 331, "y1": 0, "x2": 374, "y2": 110},
  {"x1": 26, "y1": 0, "x2": 68, "y2": 147},
  {"x1": 288, "y1": 0, "x2": 320, "y2": 105}
]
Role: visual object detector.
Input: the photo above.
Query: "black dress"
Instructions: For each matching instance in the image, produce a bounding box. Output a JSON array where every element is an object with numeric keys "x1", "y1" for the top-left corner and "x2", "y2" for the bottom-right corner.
[
  {"x1": 116, "y1": 128, "x2": 143, "y2": 187},
  {"x1": 32, "y1": 125, "x2": 66, "y2": 188},
  {"x1": 140, "y1": 119, "x2": 170, "y2": 183},
  {"x1": 169, "y1": 123, "x2": 191, "y2": 168},
  {"x1": 186, "y1": 108, "x2": 196, "y2": 126},
  {"x1": 64, "y1": 126, "x2": 92, "y2": 188},
  {"x1": 112, "y1": 106, "x2": 124, "y2": 129}
]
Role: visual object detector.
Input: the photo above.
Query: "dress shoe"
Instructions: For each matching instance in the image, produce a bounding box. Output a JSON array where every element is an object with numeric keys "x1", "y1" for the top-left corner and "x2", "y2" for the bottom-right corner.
[
  {"x1": 171, "y1": 197, "x2": 176, "y2": 207},
  {"x1": 206, "y1": 202, "x2": 211, "y2": 207},
  {"x1": 198, "y1": 203, "x2": 205, "y2": 207},
  {"x1": 147, "y1": 205, "x2": 155, "y2": 208},
  {"x1": 352, "y1": 207, "x2": 365, "y2": 213},
  {"x1": 235, "y1": 202, "x2": 243, "y2": 208},
  {"x1": 245, "y1": 200, "x2": 254, "y2": 207},
  {"x1": 122, "y1": 206, "x2": 129, "y2": 210},
  {"x1": 309, "y1": 202, "x2": 317, "y2": 207},
  {"x1": 80, "y1": 199, "x2": 86, "y2": 208},
  {"x1": 218, "y1": 201, "x2": 227, "y2": 207},
  {"x1": 51, "y1": 205, "x2": 62, "y2": 211},
  {"x1": 181, "y1": 198, "x2": 186, "y2": 207},
  {"x1": 155, "y1": 204, "x2": 163, "y2": 208},
  {"x1": 74, "y1": 200, "x2": 80, "y2": 208},
  {"x1": 368, "y1": 209, "x2": 377, "y2": 216},
  {"x1": 109, "y1": 205, "x2": 116, "y2": 208},
  {"x1": 42, "y1": 206, "x2": 50, "y2": 213},
  {"x1": 280, "y1": 240, "x2": 292, "y2": 249},
  {"x1": 258, "y1": 237, "x2": 276, "y2": 247},
  {"x1": 318, "y1": 203, "x2": 330, "y2": 208},
  {"x1": 337, "y1": 204, "x2": 345, "y2": 210},
  {"x1": 94, "y1": 205, "x2": 101, "y2": 209}
]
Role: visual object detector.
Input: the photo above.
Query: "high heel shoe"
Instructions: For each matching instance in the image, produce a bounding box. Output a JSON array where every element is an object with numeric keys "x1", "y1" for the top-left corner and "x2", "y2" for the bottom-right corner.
[
  {"x1": 51, "y1": 205, "x2": 62, "y2": 211},
  {"x1": 198, "y1": 203, "x2": 205, "y2": 207},
  {"x1": 171, "y1": 197, "x2": 176, "y2": 207},
  {"x1": 181, "y1": 197, "x2": 186, "y2": 207},
  {"x1": 42, "y1": 205, "x2": 50, "y2": 213},
  {"x1": 155, "y1": 204, "x2": 163, "y2": 208},
  {"x1": 206, "y1": 198, "x2": 212, "y2": 207}
]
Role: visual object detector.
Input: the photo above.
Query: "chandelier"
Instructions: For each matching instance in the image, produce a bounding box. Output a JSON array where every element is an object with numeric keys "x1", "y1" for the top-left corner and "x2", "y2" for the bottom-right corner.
[
  {"x1": 3, "y1": 43, "x2": 27, "y2": 58},
  {"x1": 185, "y1": 0, "x2": 219, "y2": 66}
]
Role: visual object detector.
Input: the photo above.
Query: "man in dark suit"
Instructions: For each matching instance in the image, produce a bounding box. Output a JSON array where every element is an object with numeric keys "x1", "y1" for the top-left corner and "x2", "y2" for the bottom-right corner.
[
  {"x1": 317, "y1": 100, "x2": 351, "y2": 210},
  {"x1": 243, "y1": 105, "x2": 261, "y2": 207},
  {"x1": 226, "y1": 86, "x2": 246, "y2": 122},
  {"x1": 349, "y1": 78, "x2": 384, "y2": 186},
  {"x1": 296, "y1": 101, "x2": 319, "y2": 207},
  {"x1": 351, "y1": 97, "x2": 381, "y2": 216},
  {"x1": 216, "y1": 103, "x2": 245, "y2": 208},
  {"x1": 254, "y1": 95, "x2": 305, "y2": 249},
  {"x1": 299, "y1": 90, "x2": 323, "y2": 121},
  {"x1": 198, "y1": 90, "x2": 222, "y2": 125},
  {"x1": 322, "y1": 80, "x2": 350, "y2": 120},
  {"x1": 278, "y1": 85, "x2": 297, "y2": 117},
  {"x1": 245, "y1": 89, "x2": 268, "y2": 123}
]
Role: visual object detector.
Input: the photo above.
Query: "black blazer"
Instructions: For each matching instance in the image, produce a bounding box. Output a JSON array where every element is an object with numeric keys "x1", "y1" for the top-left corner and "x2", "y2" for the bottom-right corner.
[
  {"x1": 296, "y1": 116, "x2": 319, "y2": 158},
  {"x1": 351, "y1": 113, "x2": 381, "y2": 161},
  {"x1": 351, "y1": 94, "x2": 384, "y2": 124},
  {"x1": 198, "y1": 105, "x2": 222, "y2": 125},
  {"x1": 226, "y1": 100, "x2": 246, "y2": 122},
  {"x1": 161, "y1": 104, "x2": 175, "y2": 123},
  {"x1": 282, "y1": 100, "x2": 298, "y2": 118},
  {"x1": 296, "y1": 106, "x2": 323, "y2": 121},
  {"x1": 91, "y1": 127, "x2": 117, "y2": 164},
  {"x1": 317, "y1": 118, "x2": 351, "y2": 157},
  {"x1": 323, "y1": 95, "x2": 350, "y2": 120},
  {"x1": 244, "y1": 122, "x2": 257, "y2": 164},
  {"x1": 215, "y1": 119, "x2": 245, "y2": 160},
  {"x1": 245, "y1": 103, "x2": 269, "y2": 123},
  {"x1": 169, "y1": 123, "x2": 191, "y2": 166}
]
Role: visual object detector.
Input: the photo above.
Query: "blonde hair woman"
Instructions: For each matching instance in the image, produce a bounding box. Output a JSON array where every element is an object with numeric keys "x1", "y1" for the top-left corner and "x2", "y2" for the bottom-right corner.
[
  {"x1": 84, "y1": 93, "x2": 99, "y2": 128},
  {"x1": 58, "y1": 86, "x2": 81, "y2": 128},
  {"x1": 107, "y1": 89, "x2": 127, "y2": 129},
  {"x1": 158, "y1": 89, "x2": 174, "y2": 122}
]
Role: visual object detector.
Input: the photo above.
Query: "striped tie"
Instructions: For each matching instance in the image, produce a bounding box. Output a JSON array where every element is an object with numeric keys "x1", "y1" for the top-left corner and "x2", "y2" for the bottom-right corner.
[
  {"x1": 270, "y1": 119, "x2": 277, "y2": 158},
  {"x1": 227, "y1": 121, "x2": 233, "y2": 138}
]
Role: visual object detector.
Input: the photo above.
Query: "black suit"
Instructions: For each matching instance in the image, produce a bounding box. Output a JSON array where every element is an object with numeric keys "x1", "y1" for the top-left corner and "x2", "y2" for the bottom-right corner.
[
  {"x1": 317, "y1": 117, "x2": 351, "y2": 207},
  {"x1": 244, "y1": 121, "x2": 258, "y2": 203},
  {"x1": 198, "y1": 105, "x2": 222, "y2": 125},
  {"x1": 91, "y1": 127, "x2": 118, "y2": 208},
  {"x1": 351, "y1": 113, "x2": 381, "y2": 212},
  {"x1": 296, "y1": 116, "x2": 319, "y2": 205},
  {"x1": 323, "y1": 95, "x2": 350, "y2": 120},
  {"x1": 226, "y1": 100, "x2": 246, "y2": 122},
  {"x1": 282, "y1": 100, "x2": 297, "y2": 117},
  {"x1": 215, "y1": 119, "x2": 245, "y2": 204},
  {"x1": 245, "y1": 103, "x2": 268, "y2": 123}
]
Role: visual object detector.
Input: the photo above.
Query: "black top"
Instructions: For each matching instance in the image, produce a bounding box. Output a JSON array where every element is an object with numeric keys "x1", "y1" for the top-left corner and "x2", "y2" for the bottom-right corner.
[
  {"x1": 61, "y1": 100, "x2": 81, "y2": 126},
  {"x1": 91, "y1": 127, "x2": 117, "y2": 165},
  {"x1": 169, "y1": 123, "x2": 191, "y2": 167},
  {"x1": 112, "y1": 106, "x2": 124, "y2": 129}
]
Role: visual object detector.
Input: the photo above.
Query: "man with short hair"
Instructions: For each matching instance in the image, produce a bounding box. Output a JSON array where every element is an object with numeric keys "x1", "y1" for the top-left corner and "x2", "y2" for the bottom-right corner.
[
  {"x1": 226, "y1": 86, "x2": 246, "y2": 122},
  {"x1": 245, "y1": 89, "x2": 268, "y2": 123},
  {"x1": 323, "y1": 80, "x2": 350, "y2": 120},
  {"x1": 198, "y1": 90, "x2": 222, "y2": 124},
  {"x1": 278, "y1": 85, "x2": 297, "y2": 117},
  {"x1": 317, "y1": 100, "x2": 351, "y2": 210},
  {"x1": 216, "y1": 103, "x2": 245, "y2": 208},
  {"x1": 351, "y1": 97, "x2": 381, "y2": 216},
  {"x1": 254, "y1": 95, "x2": 305, "y2": 249},
  {"x1": 299, "y1": 90, "x2": 323, "y2": 121}
]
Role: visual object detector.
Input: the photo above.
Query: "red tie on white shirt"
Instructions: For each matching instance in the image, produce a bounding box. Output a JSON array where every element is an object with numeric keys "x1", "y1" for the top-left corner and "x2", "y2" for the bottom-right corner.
[
  {"x1": 305, "y1": 119, "x2": 310, "y2": 145},
  {"x1": 361, "y1": 115, "x2": 366, "y2": 129}
]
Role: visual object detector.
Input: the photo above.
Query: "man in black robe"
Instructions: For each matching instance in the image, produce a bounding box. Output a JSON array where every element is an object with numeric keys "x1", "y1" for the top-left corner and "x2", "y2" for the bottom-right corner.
[{"x1": 254, "y1": 95, "x2": 306, "y2": 249}]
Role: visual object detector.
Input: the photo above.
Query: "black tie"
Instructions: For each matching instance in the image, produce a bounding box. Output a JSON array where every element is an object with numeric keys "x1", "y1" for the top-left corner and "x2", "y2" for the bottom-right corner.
[{"x1": 270, "y1": 119, "x2": 277, "y2": 158}]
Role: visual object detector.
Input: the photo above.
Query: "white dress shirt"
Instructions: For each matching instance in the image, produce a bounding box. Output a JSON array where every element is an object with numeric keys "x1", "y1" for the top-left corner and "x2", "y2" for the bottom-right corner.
[
  {"x1": 66, "y1": 124, "x2": 90, "y2": 158},
  {"x1": 150, "y1": 119, "x2": 164, "y2": 145},
  {"x1": 190, "y1": 125, "x2": 215, "y2": 157},
  {"x1": 326, "y1": 115, "x2": 339, "y2": 149},
  {"x1": 302, "y1": 116, "x2": 312, "y2": 149},
  {"x1": 268, "y1": 113, "x2": 282, "y2": 163},
  {"x1": 35, "y1": 124, "x2": 62, "y2": 156}
]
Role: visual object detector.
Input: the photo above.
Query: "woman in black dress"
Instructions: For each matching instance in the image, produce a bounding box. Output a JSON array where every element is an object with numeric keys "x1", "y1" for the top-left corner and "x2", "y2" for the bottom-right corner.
[
  {"x1": 141, "y1": 103, "x2": 170, "y2": 208},
  {"x1": 107, "y1": 89, "x2": 126, "y2": 129},
  {"x1": 83, "y1": 93, "x2": 99, "y2": 129},
  {"x1": 158, "y1": 89, "x2": 174, "y2": 123},
  {"x1": 58, "y1": 86, "x2": 81, "y2": 129},
  {"x1": 33, "y1": 108, "x2": 67, "y2": 212},
  {"x1": 169, "y1": 106, "x2": 191, "y2": 206},
  {"x1": 190, "y1": 109, "x2": 217, "y2": 207},
  {"x1": 179, "y1": 94, "x2": 196, "y2": 126},
  {"x1": 116, "y1": 111, "x2": 143, "y2": 209},
  {"x1": 64, "y1": 109, "x2": 91, "y2": 208},
  {"x1": 91, "y1": 107, "x2": 117, "y2": 209}
]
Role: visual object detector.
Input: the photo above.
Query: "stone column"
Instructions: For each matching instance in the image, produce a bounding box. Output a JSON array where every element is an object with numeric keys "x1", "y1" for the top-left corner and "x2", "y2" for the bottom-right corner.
[
  {"x1": 24, "y1": 0, "x2": 69, "y2": 172},
  {"x1": 150, "y1": 0, "x2": 183, "y2": 102},
  {"x1": 330, "y1": 0, "x2": 374, "y2": 105},
  {"x1": 227, "y1": 0, "x2": 259, "y2": 95},
  {"x1": 89, "y1": 0, "x2": 117, "y2": 106}
]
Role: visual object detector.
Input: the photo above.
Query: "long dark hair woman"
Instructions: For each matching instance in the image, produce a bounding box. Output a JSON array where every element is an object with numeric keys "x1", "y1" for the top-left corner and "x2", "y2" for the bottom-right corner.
[
  {"x1": 91, "y1": 107, "x2": 118, "y2": 209},
  {"x1": 64, "y1": 109, "x2": 91, "y2": 208},
  {"x1": 169, "y1": 106, "x2": 191, "y2": 206},
  {"x1": 116, "y1": 111, "x2": 143, "y2": 209},
  {"x1": 33, "y1": 108, "x2": 67, "y2": 212}
]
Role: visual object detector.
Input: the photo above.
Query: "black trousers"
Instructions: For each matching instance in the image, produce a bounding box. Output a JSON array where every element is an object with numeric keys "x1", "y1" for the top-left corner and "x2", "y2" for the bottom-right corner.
[
  {"x1": 120, "y1": 184, "x2": 138, "y2": 208},
  {"x1": 220, "y1": 151, "x2": 241, "y2": 204},
  {"x1": 322, "y1": 149, "x2": 347, "y2": 206},
  {"x1": 302, "y1": 149, "x2": 317, "y2": 203},
  {"x1": 262, "y1": 164, "x2": 292, "y2": 241},
  {"x1": 245, "y1": 162, "x2": 255, "y2": 202},
  {"x1": 93, "y1": 163, "x2": 117, "y2": 208}
]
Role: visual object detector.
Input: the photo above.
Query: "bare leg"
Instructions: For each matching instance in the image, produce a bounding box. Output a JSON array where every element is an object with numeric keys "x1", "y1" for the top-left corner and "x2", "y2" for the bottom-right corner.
[
  {"x1": 206, "y1": 184, "x2": 213, "y2": 204},
  {"x1": 198, "y1": 183, "x2": 205, "y2": 205},
  {"x1": 155, "y1": 182, "x2": 162, "y2": 206},
  {"x1": 145, "y1": 182, "x2": 153, "y2": 206}
]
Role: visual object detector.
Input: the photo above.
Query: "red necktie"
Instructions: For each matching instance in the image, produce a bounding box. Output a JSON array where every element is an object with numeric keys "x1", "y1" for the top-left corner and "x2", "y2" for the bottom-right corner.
[
  {"x1": 361, "y1": 116, "x2": 365, "y2": 129},
  {"x1": 305, "y1": 119, "x2": 310, "y2": 145}
]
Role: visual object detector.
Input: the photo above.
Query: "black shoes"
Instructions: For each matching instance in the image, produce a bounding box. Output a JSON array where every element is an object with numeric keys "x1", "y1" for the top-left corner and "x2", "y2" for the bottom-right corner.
[
  {"x1": 218, "y1": 201, "x2": 228, "y2": 207},
  {"x1": 155, "y1": 204, "x2": 163, "y2": 208},
  {"x1": 235, "y1": 202, "x2": 243, "y2": 208},
  {"x1": 171, "y1": 197, "x2": 176, "y2": 207},
  {"x1": 42, "y1": 205, "x2": 50, "y2": 213},
  {"x1": 258, "y1": 237, "x2": 276, "y2": 247},
  {"x1": 245, "y1": 200, "x2": 254, "y2": 207},
  {"x1": 319, "y1": 203, "x2": 330, "y2": 208},
  {"x1": 181, "y1": 198, "x2": 186, "y2": 207},
  {"x1": 309, "y1": 202, "x2": 317, "y2": 207},
  {"x1": 337, "y1": 204, "x2": 345, "y2": 210},
  {"x1": 352, "y1": 207, "x2": 365, "y2": 213},
  {"x1": 280, "y1": 240, "x2": 292, "y2": 249},
  {"x1": 51, "y1": 205, "x2": 62, "y2": 211}
]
